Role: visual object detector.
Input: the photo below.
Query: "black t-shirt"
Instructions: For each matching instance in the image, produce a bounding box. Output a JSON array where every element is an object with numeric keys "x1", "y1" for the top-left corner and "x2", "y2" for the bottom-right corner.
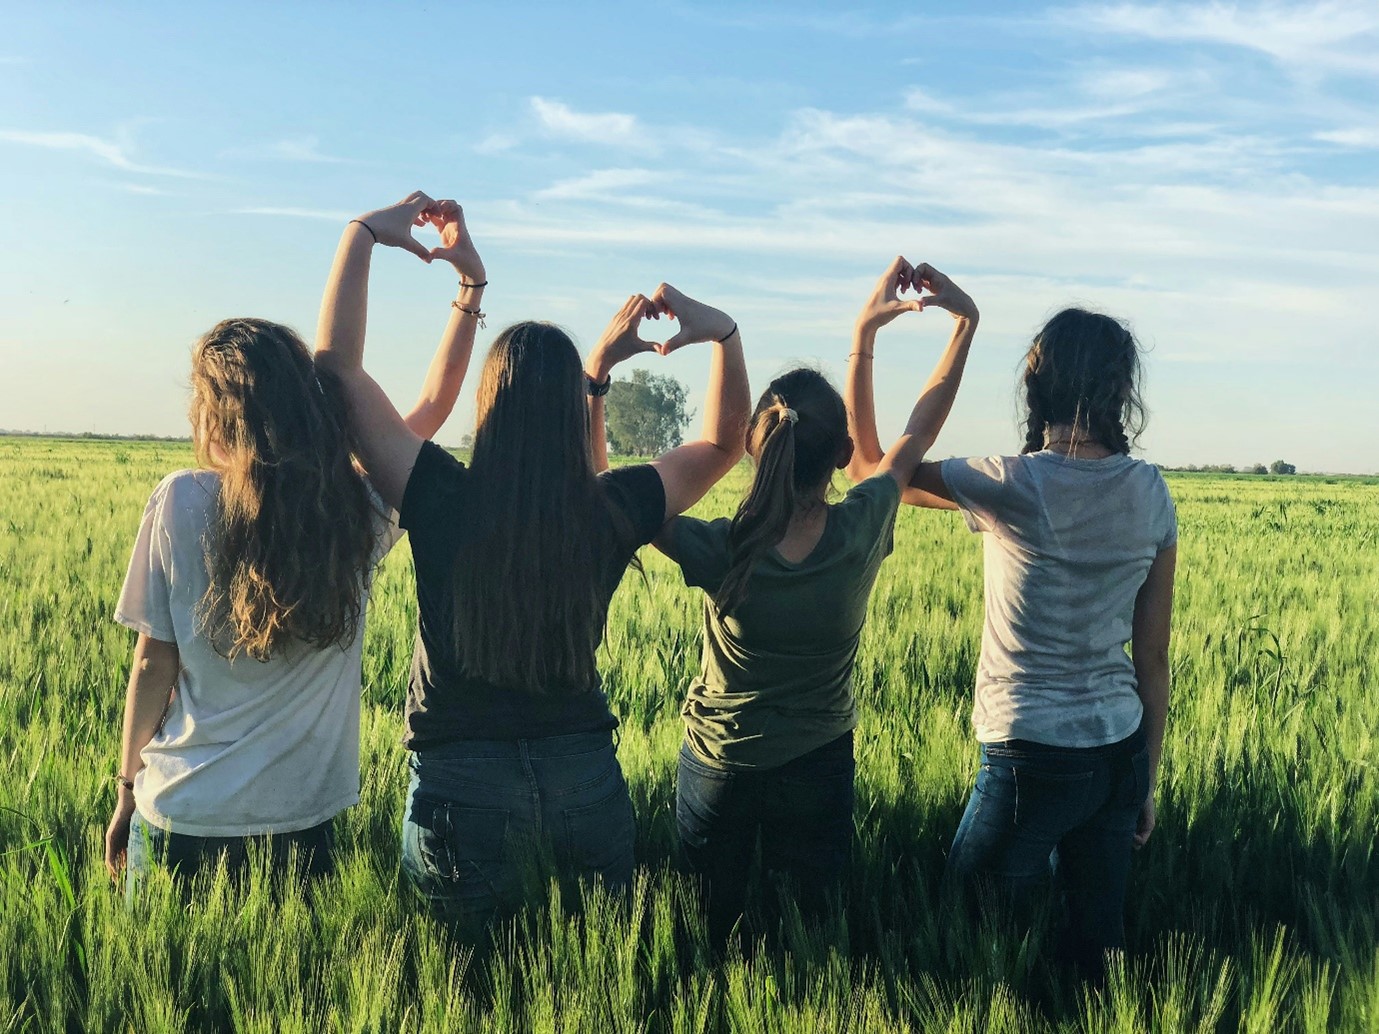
[{"x1": 397, "y1": 441, "x2": 666, "y2": 749}]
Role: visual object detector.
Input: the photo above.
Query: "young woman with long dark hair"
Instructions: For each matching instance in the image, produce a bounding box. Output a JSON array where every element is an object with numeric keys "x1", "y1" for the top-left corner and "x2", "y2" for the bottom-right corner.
[
  {"x1": 649, "y1": 256, "x2": 979, "y2": 942},
  {"x1": 104, "y1": 200, "x2": 483, "y2": 888},
  {"x1": 314, "y1": 193, "x2": 751, "y2": 927},
  {"x1": 846, "y1": 284, "x2": 1177, "y2": 976}
]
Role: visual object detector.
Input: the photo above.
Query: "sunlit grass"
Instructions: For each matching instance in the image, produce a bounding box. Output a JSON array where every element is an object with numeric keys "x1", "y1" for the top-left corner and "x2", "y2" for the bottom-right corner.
[{"x1": 1, "y1": 438, "x2": 1376, "y2": 1031}]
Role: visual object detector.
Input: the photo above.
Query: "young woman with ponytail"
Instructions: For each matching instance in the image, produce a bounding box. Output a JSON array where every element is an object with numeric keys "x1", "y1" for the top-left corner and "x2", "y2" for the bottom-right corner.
[
  {"x1": 653, "y1": 256, "x2": 979, "y2": 943},
  {"x1": 315, "y1": 195, "x2": 750, "y2": 930},
  {"x1": 104, "y1": 199, "x2": 483, "y2": 889},
  {"x1": 846, "y1": 290, "x2": 1177, "y2": 978}
]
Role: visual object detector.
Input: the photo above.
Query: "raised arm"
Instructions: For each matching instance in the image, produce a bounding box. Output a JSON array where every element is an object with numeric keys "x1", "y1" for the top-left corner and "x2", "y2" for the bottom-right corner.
[
  {"x1": 646, "y1": 284, "x2": 751, "y2": 520},
  {"x1": 105, "y1": 633, "x2": 179, "y2": 879},
  {"x1": 1130, "y1": 544, "x2": 1176, "y2": 849},
  {"x1": 845, "y1": 256, "x2": 920, "y2": 483},
  {"x1": 314, "y1": 192, "x2": 484, "y2": 509},
  {"x1": 586, "y1": 293, "x2": 661, "y2": 473},
  {"x1": 859, "y1": 262, "x2": 979, "y2": 490},
  {"x1": 403, "y1": 200, "x2": 488, "y2": 441}
]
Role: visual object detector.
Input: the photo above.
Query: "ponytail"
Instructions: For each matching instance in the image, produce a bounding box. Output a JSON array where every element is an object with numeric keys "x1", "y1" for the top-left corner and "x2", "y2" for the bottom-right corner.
[{"x1": 714, "y1": 398, "x2": 799, "y2": 614}]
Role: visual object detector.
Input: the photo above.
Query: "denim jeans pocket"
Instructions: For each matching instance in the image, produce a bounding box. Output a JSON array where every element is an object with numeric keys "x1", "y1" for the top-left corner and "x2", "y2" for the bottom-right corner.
[
  {"x1": 561, "y1": 782, "x2": 635, "y2": 885},
  {"x1": 410, "y1": 795, "x2": 512, "y2": 886},
  {"x1": 1114, "y1": 746, "x2": 1152, "y2": 811},
  {"x1": 1007, "y1": 766, "x2": 1096, "y2": 837}
]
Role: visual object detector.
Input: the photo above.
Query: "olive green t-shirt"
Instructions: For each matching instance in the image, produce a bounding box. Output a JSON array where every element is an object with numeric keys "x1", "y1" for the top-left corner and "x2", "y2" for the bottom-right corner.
[{"x1": 668, "y1": 474, "x2": 901, "y2": 770}]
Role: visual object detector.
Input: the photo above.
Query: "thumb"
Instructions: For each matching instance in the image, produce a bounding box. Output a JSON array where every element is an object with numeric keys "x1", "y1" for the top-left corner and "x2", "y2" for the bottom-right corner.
[{"x1": 658, "y1": 327, "x2": 695, "y2": 355}]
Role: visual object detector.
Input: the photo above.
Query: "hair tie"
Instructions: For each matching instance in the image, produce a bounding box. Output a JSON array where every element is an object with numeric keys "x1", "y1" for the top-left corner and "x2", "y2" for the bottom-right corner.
[{"x1": 780, "y1": 407, "x2": 798, "y2": 425}]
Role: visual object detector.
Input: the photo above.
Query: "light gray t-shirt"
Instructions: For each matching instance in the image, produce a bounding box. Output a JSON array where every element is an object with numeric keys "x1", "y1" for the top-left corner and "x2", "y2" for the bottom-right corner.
[
  {"x1": 115, "y1": 470, "x2": 400, "y2": 837},
  {"x1": 941, "y1": 451, "x2": 1177, "y2": 747}
]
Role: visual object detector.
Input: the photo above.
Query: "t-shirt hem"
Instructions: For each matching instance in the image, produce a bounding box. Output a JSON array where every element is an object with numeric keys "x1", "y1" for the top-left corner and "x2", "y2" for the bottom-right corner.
[
  {"x1": 683, "y1": 713, "x2": 857, "y2": 772},
  {"x1": 973, "y1": 714, "x2": 1144, "y2": 749},
  {"x1": 113, "y1": 611, "x2": 176, "y2": 644},
  {"x1": 134, "y1": 791, "x2": 358, "y2": 838}
]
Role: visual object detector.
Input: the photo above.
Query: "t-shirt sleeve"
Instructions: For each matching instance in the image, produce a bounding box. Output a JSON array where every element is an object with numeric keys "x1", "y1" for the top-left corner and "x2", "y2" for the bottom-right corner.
[
  {"x1": 668, "y1": 516, "x2": 732, "y2": 591},
  {"x1": 599, "y1": 464, "x2": 668, "y2": 547},
  {"x1": 363, "y1": 478, "x2": 404, "y2": 566},
  {"x1": 114, "y1": 482, "x2": 177, "y2": 642},
  {"x1": 399, "y1": 440, "x2": 466, "y2": 536},
  {"x1": 940, "y1": 456, "x2": 1011, "y2": 534},
  {"x1": 1157, "y1": 475, "x2": 1179, "y2": 551},
  {"x1": 836, "y1": 473, "x2": 901, "y2": 559}
]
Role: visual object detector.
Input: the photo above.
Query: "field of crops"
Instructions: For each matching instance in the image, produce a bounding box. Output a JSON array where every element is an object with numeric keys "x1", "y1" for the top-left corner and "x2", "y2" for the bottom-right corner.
[{"x1": 0, "y1": 436, "x2": 1376, "y2": 1033}]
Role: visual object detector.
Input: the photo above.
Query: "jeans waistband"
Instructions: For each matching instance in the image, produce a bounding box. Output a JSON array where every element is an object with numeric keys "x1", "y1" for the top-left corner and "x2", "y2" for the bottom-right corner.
[
  {"x1": 983, "y1": 723, "x2": 1146, "y2": 760},
  {"x1": 415, "y1": 729, "x2": 615, "y2": 762}
]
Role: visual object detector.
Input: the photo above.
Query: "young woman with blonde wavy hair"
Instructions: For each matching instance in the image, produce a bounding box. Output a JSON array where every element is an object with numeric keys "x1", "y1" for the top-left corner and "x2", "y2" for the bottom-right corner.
[
  {"x1": 104, "y1": 199, "x2": 485, "y2": 888},
  {"x1": 315, "y1": 193, "x2": 750, "y2": 929}
]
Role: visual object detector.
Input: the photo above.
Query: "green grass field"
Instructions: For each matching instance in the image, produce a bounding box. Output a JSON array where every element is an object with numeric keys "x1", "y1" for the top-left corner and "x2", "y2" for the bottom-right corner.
[{"x1": 1, "y1": 436, "x2": 1376, "y2": 1032}]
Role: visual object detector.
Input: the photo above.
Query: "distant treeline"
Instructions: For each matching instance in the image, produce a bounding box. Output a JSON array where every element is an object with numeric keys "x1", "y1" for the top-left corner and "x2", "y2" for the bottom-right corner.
[
  {"x1": 0, "y1": 430, "x2": 192, "y2": 442},
  {"x1": 1159, "y1": 460, "x2": 1298, "y2": 475}
]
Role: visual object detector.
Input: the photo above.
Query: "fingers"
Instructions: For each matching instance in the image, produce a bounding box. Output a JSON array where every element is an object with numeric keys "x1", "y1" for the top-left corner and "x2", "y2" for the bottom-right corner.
[
  {"x1": 402, "y1": 235, "x2": 433, "y2": 263},
  {"x1": 658, "y1": 327, "x2": 694, "y2": 355}
]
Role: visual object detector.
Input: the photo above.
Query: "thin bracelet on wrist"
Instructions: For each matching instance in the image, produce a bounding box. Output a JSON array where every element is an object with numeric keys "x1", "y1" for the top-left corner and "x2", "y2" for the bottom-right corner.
[
  {"x1": 849, "y1": 351, "x2": 874, "y2": 360},
  {"x1": 115, "y1": 774, "x2": 135, "y2": 791},
  {"x1": 717, "y1": 322, "x2": 739, "y2": 343},
  {"x1": 450, "y1": 301, "x2": 487, "y2": 328},
  {"x1": 348, "y1": 219, "x2": 378, "y2": 244},
  {"x1": 458, "y1": 279, "x2": 488, "y2": 290}
]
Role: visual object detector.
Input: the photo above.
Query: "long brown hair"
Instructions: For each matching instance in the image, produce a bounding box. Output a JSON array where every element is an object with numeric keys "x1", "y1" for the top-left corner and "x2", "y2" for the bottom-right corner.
[
  {"x1": 450, "y1": 321, "x2": 613, "y2": 692},
  {"x1": 1020, "y1": 308, "x2": 1146, "y2": 455},
  {"x1": 715, "y1": 368, "x2": 849, "y2": 614},
  {"x1": 191, "y1": 318, "x2": 379, "y2": 661}
]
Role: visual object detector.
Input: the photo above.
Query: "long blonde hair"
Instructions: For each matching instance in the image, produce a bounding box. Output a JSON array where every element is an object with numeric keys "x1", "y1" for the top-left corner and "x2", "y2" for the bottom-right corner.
[{"x1": 191, "y1": 318, "x2": 379, "y2": 661}]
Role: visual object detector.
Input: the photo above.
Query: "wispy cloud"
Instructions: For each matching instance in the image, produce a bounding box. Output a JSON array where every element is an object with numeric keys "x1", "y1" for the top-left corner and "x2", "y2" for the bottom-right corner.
[
  {"x1": 232, "y1": 206, "x2": 353, "y2": 221},
  {"x1": 226, "y1": 135, "x2": 353, "y2": 163},
  {"x1": 1057, "y1": 1, "x2": 1379, "y2": 77},
  {"x1": 534, "y1": 168, "x2": 662, "y2": 201},
  {"x1": 1315, "y1": 126, "x2": 1379, "y2": 147},
  {"x1": 530, "y1": 97, "x2": 647, "y2": 148},
  {"x1": 474, "y1": 133, "x2": 518, "y2": 155},
  {"x1": 0, "y1": 129, "x2": 204, "y2": 177}
]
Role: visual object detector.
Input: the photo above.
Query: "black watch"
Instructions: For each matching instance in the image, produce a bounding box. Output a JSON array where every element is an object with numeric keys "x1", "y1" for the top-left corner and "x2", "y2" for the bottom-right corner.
[{"x1": 586, "y1": 372, "x2": 612, "y2": 398}]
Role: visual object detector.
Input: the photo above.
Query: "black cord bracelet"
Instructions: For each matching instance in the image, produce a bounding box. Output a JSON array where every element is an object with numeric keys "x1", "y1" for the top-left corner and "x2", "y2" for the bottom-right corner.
[
  {"x1": 719, "y1": 322, "x2": 739, "y2": 342},
  {"x1": 458, "y1": 280, "x2": 488, "y2": 289},
  {"x1": 348, "y1": 219, "x2": 378, "y2": 244}
]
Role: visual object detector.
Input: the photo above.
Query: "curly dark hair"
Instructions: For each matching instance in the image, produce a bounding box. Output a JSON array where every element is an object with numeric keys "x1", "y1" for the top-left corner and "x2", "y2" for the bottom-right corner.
[
  {"x1": 191, "y1": 318, "x2": 380, "y2": 661},
  {"x1": 1020, "y1": 308, "x2": 1146, "y2": 455}
]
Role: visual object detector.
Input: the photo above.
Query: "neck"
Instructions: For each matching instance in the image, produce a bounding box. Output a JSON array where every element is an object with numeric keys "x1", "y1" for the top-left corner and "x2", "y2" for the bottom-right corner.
[{"x1": 1043, "y1": 424, "x2": 1113, "y2": 458}]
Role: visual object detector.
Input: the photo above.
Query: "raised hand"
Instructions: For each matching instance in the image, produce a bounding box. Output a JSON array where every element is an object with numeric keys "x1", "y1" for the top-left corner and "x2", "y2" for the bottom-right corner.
[
  {"x1": 589, "y1": 294, "x2": 661, "y2": 379},
  {"x1": 857, "y1": 255, "x2": 924, "y2": 332},
  {"x1": 354, "y1": 191, "x2": 437, "y2": 262},
  {"x1": 426, "y1": 200, "x2": 486, "y2": 284},
  {"x1": 911, "y1": 263, "x2": 979, "y2": 321},
  {"x1": 651, "y1": 283, "x2": 737, "y2": 355}
]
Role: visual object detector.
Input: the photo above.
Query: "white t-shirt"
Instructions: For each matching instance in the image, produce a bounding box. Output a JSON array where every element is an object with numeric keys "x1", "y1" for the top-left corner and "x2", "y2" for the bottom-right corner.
[
  {"x1": 941, "y1": 451, "x2": 1177, "y2": 748},
  {"x1": 115, "y1": 469, "x2": 401, "y2": 837}
]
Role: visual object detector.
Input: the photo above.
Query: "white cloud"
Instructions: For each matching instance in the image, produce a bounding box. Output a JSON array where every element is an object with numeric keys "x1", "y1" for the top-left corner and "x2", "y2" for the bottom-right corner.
[
  {"x1": 534, "y1": 168, "x2": 661, "y2": 200},
  {"x1": 232, "y1": 206, "x2": 354, "y2": 221},
  {"x1": 1315, "y1": 126, "x2": 1379, "y2": 147},
  {"x1": 474, "y1": 133, "x2": 518, "y2": 155},
  {"x1": 530, "y1": 97, "x2": 644, "y2": 147},
  {"x1": 0, "y1": 129, "x2": 203, "y2": 177},
  {"x1": 229, "y1": 136, "x2": 351, "y2": 163},
  {"x1": 1057, "y1": 1, "x2": 1379, "y2": 77}
]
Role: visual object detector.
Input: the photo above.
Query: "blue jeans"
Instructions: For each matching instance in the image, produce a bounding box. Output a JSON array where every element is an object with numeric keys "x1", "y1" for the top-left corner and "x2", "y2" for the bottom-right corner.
[
  {"x1": 676, "y1": 732, "x2": 854, "y2": 942},
  {"x1": 401, "y1": 731, "x2": 635, "y2": 930},
  {"x1": 945, "y1": 725, "x2": 1150, "y2": 975},
  {"x1": 125, "y1": 810, "x2": 335, "y2": 900}
]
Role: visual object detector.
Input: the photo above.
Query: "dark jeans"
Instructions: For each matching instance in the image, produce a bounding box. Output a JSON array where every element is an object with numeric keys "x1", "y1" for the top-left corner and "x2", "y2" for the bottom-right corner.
[
  {"x1": 945, "y1": 724, "x2": 1150, "y2": 975},
  {"x1": 401, "y1": 730, "x2": 635, "y2": 932},
  {"x1": 125, "y1": 810, "x2": 335, "y2": 900},
  {"x1": 676, "y1": 731, "x2": 854, "y2": 943}
]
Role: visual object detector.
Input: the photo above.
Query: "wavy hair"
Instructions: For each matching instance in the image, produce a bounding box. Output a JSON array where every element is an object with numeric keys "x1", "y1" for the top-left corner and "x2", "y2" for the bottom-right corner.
[
  {"x1": 450, "y1": 321, "x2": 626, "y2": 693},
  {"x1": 715, "y1": 368, "x2": 849, "y2": 614},
  {"x1": 1020, "y1": 308, "x2": 1146, "y2": 455},
  {"x1": 191, "y1": 318, "x2": 379, "y2": 661}
]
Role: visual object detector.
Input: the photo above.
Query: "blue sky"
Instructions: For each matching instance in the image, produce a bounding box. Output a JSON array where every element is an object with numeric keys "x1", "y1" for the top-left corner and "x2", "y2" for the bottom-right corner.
[{"x1": 2, "y1": 1, "x2": 1375, "y2": 472}]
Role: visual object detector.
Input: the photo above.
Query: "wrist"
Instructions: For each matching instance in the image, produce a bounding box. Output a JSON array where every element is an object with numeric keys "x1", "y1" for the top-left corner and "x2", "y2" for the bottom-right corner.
[
  {"x1": 586, "y1": 352, "x2": 615, "y2": 382},
  {"x1": 347, "y1": 219, "x2": 378, "y2": 247},
  {"x1": 454, "y1": 266, "x2": 487, "y2": 285}
]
